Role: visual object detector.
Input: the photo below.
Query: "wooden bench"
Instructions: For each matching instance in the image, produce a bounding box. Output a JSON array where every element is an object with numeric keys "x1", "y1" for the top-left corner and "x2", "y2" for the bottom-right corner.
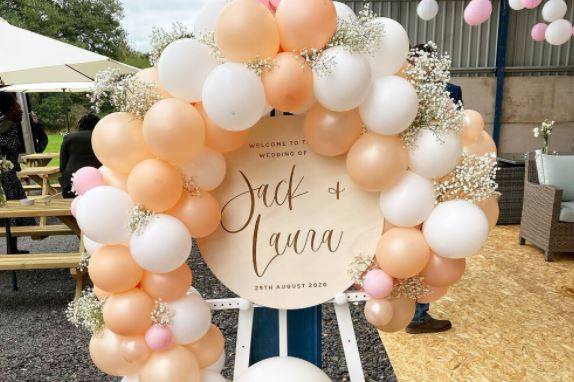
[
  {"x1": 0, "y1": 253, "x2": 85, "y2": 299},
  {"x1": 23, "y1": 183, "x2": 61, "y2": 193},
  {"x1": 0, "y1": 224, "x2": 75, "y2": 238}
]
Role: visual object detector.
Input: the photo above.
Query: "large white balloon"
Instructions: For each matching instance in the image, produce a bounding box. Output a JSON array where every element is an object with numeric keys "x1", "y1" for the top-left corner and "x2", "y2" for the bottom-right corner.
[
  {"x1": 121, "y1": 376, "x2": 139, "y2": 382},
  {"x1": 200, "y1": 371, "x2": 227, "y2": 382},
  {"x1": 130, "y1": 214, "x2": 191, "y2": 273},
  {"x1": 168, "y1": 294, "x2": 212, "y2": 344},
  {"x1": 508, "y1": 0, "x2": 525, "y2": 10},
  {"x1": 379, "y1": 171, "x2": 435, "y2": 227},
  {"x1": 408, "y1": 129, "x2": 462, "y2": 179},
  {"x1": 202, "y1": 63, "x2": 266, "y2": 131},
  {"x1": 367, "y1": 17, "x2": 410, "y2": 77},
  {"x1": 542, "y1": 0, "x2": 567, "y2": 23},
  {"x1": 76, "y1": 186, "x2": 132, "y2": 244},
  {"x1": 158, "y1": 38, "x2": 217, "y2": 103},
  {"x1": 417, "y1": 0, "x2": 439, "y2": 21},
  {"x1": 545, "y1": 19, "x2": 573, "y2": 45},
  {"x1": 83, "y1": 235, "x2": 103, "y2": 255},
  {"x1": 180, "y1": 147, "x2": 226, "y2": 191},
  {"x1": 333, "y1": 1, "x2": 357, "y2": 22},
  {"x1": 206, "y1": 352, "x2": 226, "y2": 373},
  {"x1": 313, "y1": 47, "x2": 372, "y2": 112},
  {"x1": 194, "y1": 0, "x2": 228, "y2": 36},
  {"x1": 236, "y1": 357, "x2": 332, "y2": 382},
  {"x1": 423, "y1": 200, "x2": 489, "y2": 258},
  {"x1": 359, "y1": 75, "x2": 418, "y2": 135}
]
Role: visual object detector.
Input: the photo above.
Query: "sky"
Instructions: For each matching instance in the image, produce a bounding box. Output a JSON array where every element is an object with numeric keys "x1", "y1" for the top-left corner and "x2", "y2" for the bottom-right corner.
[{"x1": 121, "y1": 0, "x2": 208, "y2": 52}]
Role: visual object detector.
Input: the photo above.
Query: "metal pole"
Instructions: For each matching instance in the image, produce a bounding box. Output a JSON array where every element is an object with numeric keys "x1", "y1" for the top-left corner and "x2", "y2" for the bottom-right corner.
[
  {"x1": 15, "y1": 93, "x2": 35, "y2": 154},
  {"x1": 492, "y1": 0, "x2": 510, "y2": 147}
]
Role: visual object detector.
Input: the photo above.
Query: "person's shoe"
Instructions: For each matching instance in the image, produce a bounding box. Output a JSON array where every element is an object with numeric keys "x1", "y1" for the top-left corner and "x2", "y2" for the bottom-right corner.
[{"x1": 406, "y1": 316, "x2": 452, "y2": 334}]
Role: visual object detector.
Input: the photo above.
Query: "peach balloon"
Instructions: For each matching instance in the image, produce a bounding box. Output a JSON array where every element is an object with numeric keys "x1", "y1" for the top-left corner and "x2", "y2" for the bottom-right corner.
[
  {"x1": 167, "y1": 191, "x2": 222, "y2": 238},
  {"x1": 262, "y1": 52, "x2": 314, "y2": 113},
  {"x1": 103, "y1": 289, "x2": 155, "y2": 336},
  {"x1": 275, "y1": 0, "x2": 337, "y2": 52},
  {"x1": 476, "y1": 195, "x2": 499, "y2": 230},
  {"x1": 303, "y1": 104, "x2": 363, "y2": 157},
  {"x1": 143, "y1": 98, "x2": 205, "y2": 165},
  {"x1": 463, "y1": 131, "x2": 497, "y2": 156},
  {"x1": 377, "y1": 297, "x2": 416, "y2": 333},
  {"x1": 382, "y1": 219, "x2": 396, "y2": 234},
  {"x1": 120, "y1": 336, "x2": 152, "y2": 364},
  {"x1": 92, "y1": 112, "x2": 153, "y2": 174},
  {"x1": 364, "y1": 298, "x2": 394, "y2": 328},
  {"x1": 90, "y1": 328, "x2": 145, "y2": 376},
  {"x1": 215, "y1": 0, "x2": 280, "y2": 62},
  {"x1": 346, "y1": 132, "x2": 409, "y2": 192},
  {"x1": 460, "y1": 110, "x2": 485, "y2": 145},
  {"x1": 127, "y1": 159, "x2": 183, "y2": 212},
  {"x1": 197, "y1": 103, "x2": 249, "y2": 153},
  {"x1": 88, "y1": 245, "x2": 143, "y2": 293},
  {"x1": 185, "y1": 324, "x2": 225, "y2": 368},
  {"x1": 99, "y1": 166, "x2": 128, "y2": 191},
  {"x1": 417, "y1": 285, "x2": 448, "y2": 303},
  {"x1": 139, "y1": 345, "x2": 201, "y2": 382},
  {"x1": 135, "y1": 67, "x2": 172, "y2": 99},
  {"x1": 141, "y1": 264, "x2": 193, "y2": 302},
  {"x1": 93, "y1": 286, "x2": 111, "y2": 301},
  {"x1": 419, "y1": 252, "x2": 466, "y2": 287},
  {"x1": 376, "y1": 228, "x2": 430, "y2": 279}
]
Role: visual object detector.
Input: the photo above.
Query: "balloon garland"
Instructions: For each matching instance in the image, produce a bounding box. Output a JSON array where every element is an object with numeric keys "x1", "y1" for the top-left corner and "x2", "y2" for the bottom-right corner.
[{"x1": 66, "y1": 0, "x2": 500, "y2": 380}]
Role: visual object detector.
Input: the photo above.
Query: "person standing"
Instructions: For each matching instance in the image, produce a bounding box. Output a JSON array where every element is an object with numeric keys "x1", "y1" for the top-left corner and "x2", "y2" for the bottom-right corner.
[
  {"x1": 59, "y1": 113, "x2": 102, "y2": 198},
  {"x1": 30, "y1": 112, "x2": 48, "y2": 153}
]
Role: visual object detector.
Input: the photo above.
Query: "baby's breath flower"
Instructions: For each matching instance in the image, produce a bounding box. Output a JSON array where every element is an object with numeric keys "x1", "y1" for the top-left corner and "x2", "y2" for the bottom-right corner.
[
  {"x1": 328, "y1": 4, "x2": 384, "y2": 54},
  {"x1": 0, "y1": 156, "x2": 14, "y2": 173},
  {"x1": 129, "y1": 205, "x2": 154, "y2": 234},
  {"x1": 347, "y1": 253, "x2": 375, "y2": 286},
  {"x1": 149, "y1": 22, "x2": 194, "y2": 66},
  {"x1": 247, "y1": 57, "x2": 275, "y2": 76},
  {"x1": 391, "y1": 276, "x2": 431, "y2": 300},
  {"x1": 151, "y1": 299, "x2": 173, "y2": 327},
  {"x1": 66, "y1": 289, "x2": 105, "y2": 334}
]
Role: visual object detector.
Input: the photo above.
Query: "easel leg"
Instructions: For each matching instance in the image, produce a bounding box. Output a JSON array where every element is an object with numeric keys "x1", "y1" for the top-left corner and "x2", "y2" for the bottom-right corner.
[
  {"x1": 334, "y1": 301, "x2": 365, "y2": 382},
  {"x1": 234, "y1": 302, "x2": 255, "y2": 380}
]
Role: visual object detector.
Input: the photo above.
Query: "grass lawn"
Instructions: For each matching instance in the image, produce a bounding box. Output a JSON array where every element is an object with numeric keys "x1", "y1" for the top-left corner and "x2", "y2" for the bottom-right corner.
[{"x1": 45, "y1": 133, "x2": 63, "y2": 167}]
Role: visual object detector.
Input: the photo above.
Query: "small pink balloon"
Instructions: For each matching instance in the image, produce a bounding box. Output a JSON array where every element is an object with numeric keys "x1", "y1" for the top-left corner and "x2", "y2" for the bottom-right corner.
[
  {"x1": 258, "y1": 0, "x2": 274, "y2": 11},
  {"x1": 72, "y1": 166, "x2": 104, "y2": 195},
  {"x1": 71, "y1": 196, "x2": 81, "y2": 218},
  {"x1": 270, "y1": 0, "x2": 281, "y2": 8},
  {"x1": 531, "y1": 23, "x2": 548, "y2": 42},
  {"x1": 522, "y1": 0, "x2": 542, "y2": 9},
  {"x1": 464, "y1": 0, "x2": 493, "y2": 26},
  {"x1": 145, "y1": 325, "x2": 172, "y2": 351},
  {"x1": 363, "y1": 269, "x2": 394, "y2": 299}
]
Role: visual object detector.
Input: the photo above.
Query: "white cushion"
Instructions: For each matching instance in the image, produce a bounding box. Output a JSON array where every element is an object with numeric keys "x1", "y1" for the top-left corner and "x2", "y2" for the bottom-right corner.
[
  {"x1": 560, "y1": 202, "x2": 574, "y2": 223},
  {"x1": 535, "y1": 154, "x2": 574, "y2": 202}
]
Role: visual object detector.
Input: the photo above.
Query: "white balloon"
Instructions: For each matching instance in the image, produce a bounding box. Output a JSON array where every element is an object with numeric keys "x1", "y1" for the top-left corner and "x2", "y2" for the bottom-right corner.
[
  {"x1": 130, "y1": 214, "x2": 191, "y2": 273},
  {"x1": 194, "y1": 0, "x2": 228, "y2": 36},
  {"x1": 508, "y1": 0, "x2": 525, "y2": 10},
  {"x1": 158, "y1": 38, "x2": 217, "y2": 103},
  {"x1": 121, "y1": 376, "x2": 139, "y2": 382},
  {"x1": 313, "y1": 47, "x2": 371, "y2": 112},
  {"x1": 379, "y1": 171, "x2": 435, "y2": 227},
  {"x1": 367, "y1": 17, "x2": 410, "y2": 77},
  {"x1": 200, "y1": 370, "x2": 227, "y2": 382},
  {"x1": 417, "y1": 0, "x2": 439, "y2": 21},
  {"x1": 168, "y1": 294, "x2": 212, "y2": 344},
  {"x1": 203, "y1": 63, "x2": 266, "y2": 131},
  {"x1": 236, "y1": 357, "x2": 332, "y2": 382},
  {"x1": 180, "y1": 147, "x2": 226, "y2": 191},
  {"x1": 408, "y1": 129, "x2": 462, "y2": 179},
  {"x1": 542, "y1": 0, "x2": 567, "y2": 23},
  {"x1": 206, "y1": 351, "x2": 226, "y2": 373},
  {"x1": 423, "y1": 200, "x2": 489, "y2": 258},
  {"x1": 76, "y1": 186, "x2": 132, "y2": 244},
  {"x1": 359, "y1": 75, "x2": 418, "y2": 135},
  {"x1": 333, "y1": 2, "x2": 357, "y2": 22},
  {"x1": 83, "y1": 235, "x2": 103, "y2": 255},
  {"x1": 545, "y1": 19, "x2": 573, "y2": 45}
]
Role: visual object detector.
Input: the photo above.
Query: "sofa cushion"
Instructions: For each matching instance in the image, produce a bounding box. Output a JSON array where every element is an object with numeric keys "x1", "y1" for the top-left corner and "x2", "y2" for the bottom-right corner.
[
  {"x1": 535, "y1": 154, "x2": 574, "y2": 202},
  {"x1": 560, "y1": 202, "x2": 574, "y2": 223}
]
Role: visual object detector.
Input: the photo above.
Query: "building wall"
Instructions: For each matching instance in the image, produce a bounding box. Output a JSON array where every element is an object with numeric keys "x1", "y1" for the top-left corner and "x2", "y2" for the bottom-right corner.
[{"x1": 451, "y1": 76, "x2": 574, "y2": 153}]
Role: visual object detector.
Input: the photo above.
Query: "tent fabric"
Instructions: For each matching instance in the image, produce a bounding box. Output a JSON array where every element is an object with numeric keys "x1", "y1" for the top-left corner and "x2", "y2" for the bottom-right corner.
[{"x1": 0, "y1": 82, "x2": 94, "y2": 93}]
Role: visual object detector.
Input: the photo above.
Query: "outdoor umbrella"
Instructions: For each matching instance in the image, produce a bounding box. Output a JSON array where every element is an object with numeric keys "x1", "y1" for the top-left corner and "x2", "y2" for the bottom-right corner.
[{"x1": 0, "y1": 82, "x2": 94, "y2": 93}]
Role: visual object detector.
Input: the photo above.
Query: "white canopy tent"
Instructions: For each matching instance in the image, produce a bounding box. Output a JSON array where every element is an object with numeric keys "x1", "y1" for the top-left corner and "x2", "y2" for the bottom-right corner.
[{"x1": 0, "y1": 82, "x2": 94, "y2": 93}]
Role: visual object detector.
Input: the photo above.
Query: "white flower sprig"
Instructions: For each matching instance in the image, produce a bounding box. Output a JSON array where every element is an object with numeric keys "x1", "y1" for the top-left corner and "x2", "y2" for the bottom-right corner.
[
  {"x1": 533, "y1": 119, "x2": 555, "y2": 154},
  {"x1": 328, "y1": 4, "x2": 384, "y2": 55},
  {"x1": 401, "y1": 42, "x2": 464, "y2": 148},
  {"x1": 151, "y1": 299, "x2": 173, "y2": 327},
  {"x1": 0, "y1": 156, "x2": 14, "y2": 173},
  {"x1": 149, "y1": 22, "x2": 194, "y2": 66},
  {"x1": 434, "y1": 152, "x2": 499, "y2": 203},
  {"x1": 89, "y1": 69, "x2": 162, "y2": 119},
  {"x1": 391, "y1": 276, "x2": 431, "y2": 300},
  {"x1": 128, "y1": 205, "x2": 155, "y2": 235},
  {"x1": 347, "y1": 253, "x2": 375, "y2": 286},
  {"x1": 66, "y1": 289, "x2": 105, "y2": 334}
]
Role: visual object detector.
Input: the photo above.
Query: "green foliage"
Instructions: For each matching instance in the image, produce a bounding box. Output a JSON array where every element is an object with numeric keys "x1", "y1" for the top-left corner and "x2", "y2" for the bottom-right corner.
[{"x1": 45, "y1": 134, "x2": 63, "y2": 166}]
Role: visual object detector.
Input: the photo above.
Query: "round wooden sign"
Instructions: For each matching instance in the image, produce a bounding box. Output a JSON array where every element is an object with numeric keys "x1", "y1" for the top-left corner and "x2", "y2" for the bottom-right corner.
[{"x1": 198, "y1": 115, "x2": 382, "y2": 309}]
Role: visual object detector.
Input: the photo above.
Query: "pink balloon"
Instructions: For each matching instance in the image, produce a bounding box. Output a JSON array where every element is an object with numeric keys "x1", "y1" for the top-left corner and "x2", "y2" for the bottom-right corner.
[
  {"x1": 363, "y1": 269, "x2": 394, "y2": 299},
  {"x1": 71, "y1": 196, "x2": 81, "y2": 218},
  {"x1": 270, "y1": 0, "x2": 281, "y2": 8},
  {"x1": 522, "y1": 0, "x2": 542, "y2": 9},
  {"x1": 72, "y1": 167, "x2": 104, "y2": 195},
  {"x1": 464, "y1": 0, "x2": 493, "y2": 26},
  {"x1": 145, "y1": 325, "x2": 172, "y2": 351},
  {"x1": 258, "y1": 0, "x2": 273, "y2": 11},
  {"x1": 531, "y1": 23, "x2": 548, "y2": 42}
]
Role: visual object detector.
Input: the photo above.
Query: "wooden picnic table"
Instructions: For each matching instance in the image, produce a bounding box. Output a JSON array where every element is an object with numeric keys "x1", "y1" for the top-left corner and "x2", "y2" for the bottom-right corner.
[
  {"x1": 21, "y1": 153, "x2": 59, "y2": 167},
  {"x1": 18, "y1": 166, "x2": 61, "y2": 196}
]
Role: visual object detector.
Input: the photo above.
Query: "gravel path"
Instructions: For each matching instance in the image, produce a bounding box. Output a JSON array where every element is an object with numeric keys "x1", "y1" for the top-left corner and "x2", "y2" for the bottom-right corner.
[{"x1": 0, "y1": 235, "x2": 396, "y2": 381}]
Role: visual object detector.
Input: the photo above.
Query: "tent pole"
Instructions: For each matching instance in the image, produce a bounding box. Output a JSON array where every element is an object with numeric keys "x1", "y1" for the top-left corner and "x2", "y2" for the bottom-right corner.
[{"x1": 16, "y1": 93, "x2": 35, "y2": 154}]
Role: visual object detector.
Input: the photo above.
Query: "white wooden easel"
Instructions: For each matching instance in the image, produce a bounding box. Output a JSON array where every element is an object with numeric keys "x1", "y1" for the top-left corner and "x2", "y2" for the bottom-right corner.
[{"x1": 206, "y1": 291, "x2": 369, "y2": 381}]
